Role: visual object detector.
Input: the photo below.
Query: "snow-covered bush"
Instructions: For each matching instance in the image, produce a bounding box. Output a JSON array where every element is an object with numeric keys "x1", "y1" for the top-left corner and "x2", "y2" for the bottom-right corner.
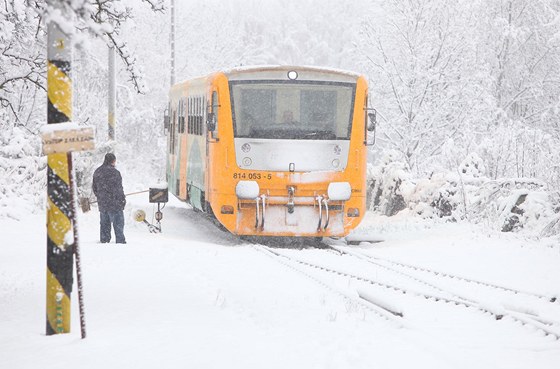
[
  {"x1": 367, "y1": 151, "x2": 412, "y2": 216},
  {"x1": 459, "y1": 153, "x2": 486, "y2": 178},
  {"x1": 468, "y1": 179, "x2": 555, "y2": 234},
  {"x1": 0, "y1": 127, "x2": 45, "y2": 219},
  {"x1": 367, "y1": 153, "x2": 559, "y2": 236},
  {"x1": 368, "y1": 152, "x2": 469, "y2": 221},
  {"x1": 408, "y1": 173, "x2": 464, "y2": 220}
]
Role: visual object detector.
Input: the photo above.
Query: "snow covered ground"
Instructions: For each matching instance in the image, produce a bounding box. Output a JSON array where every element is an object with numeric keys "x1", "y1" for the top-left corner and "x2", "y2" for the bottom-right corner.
[{"x1": 1, "y1": 195, "x2": 560, "y2": 369}]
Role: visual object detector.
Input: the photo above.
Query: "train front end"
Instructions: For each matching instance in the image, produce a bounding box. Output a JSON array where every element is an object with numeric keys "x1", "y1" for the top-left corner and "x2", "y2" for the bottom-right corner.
[{"x1": 209, "y1": 67, "x2": 370, "y2": 238}]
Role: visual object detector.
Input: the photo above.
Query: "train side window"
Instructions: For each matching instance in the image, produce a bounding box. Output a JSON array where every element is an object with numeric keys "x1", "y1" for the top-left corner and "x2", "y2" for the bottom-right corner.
[
  {"x1": 164, "y1": 102, "x2": 170, "y2": 131},
  {"x1": 182, "y1": 99, "x2": 187, "y2": 133},
  {"x1": 207, "y1": 91, "x2": 218, "y2": 136},
  {"x1": 178, "y1": 100, "x2": 185, "y2": 134},
  {"x1": 177, "y1": 101, "x2": 181, "y2": 133},
  {"x1": 174, "y1": 107, "x2": 178, "y2": 153},
  {"x1": 202, "y1": 97, "x2": 207, "y2": 135},
  {"x1": 197, "y1": 96, "x2": 202, "y2": 135},
  {"x1": 188, "y1": 97, "x2": 192, "y2": 134},
  {"x1": 195, "y1": 96, "x2": 199, "y2": 135},
  {"x1": 193, "y1": 96, "x2": 197, "y2": 135},
  {"x1": 192, "y1": 99, "x2": 195, "y2": 135},
  {"x1": 169, "y1": 107, "x2": 177, "y2": 154},
  {"x1": 364, "y1": 93, "x2": 377, "y2": 146},
  {"x1": 168, "y1": 109, "x2": 172, "y2": 153},
  {"x1": 177, "y1": 100, "x2": 180, "y2": 133},
  {"x1": 192, "y1": 97, "x2": 195, "y2": 134}
]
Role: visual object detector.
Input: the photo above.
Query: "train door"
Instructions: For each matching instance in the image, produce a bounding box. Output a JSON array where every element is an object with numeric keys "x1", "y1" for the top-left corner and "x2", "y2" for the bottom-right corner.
[
  {"x1": 178, "y1": 98, "x2": 187, "y2": 200},
  {"x1": 184, "y1": 94, "x2": 207, "y2": 211},
  {"x1": 205, "y1": 90, "x2": 219, "y2": 213},
  {"x1": 168, "y1": 101, "x2": 178, "y2": 195}
]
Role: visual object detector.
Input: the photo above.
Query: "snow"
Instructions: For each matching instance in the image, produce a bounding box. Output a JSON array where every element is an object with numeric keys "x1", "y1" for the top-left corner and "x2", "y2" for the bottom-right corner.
[
  {"x1": 222, "y1": 65, "x2": 362, "y2": 78},
  {"x1": 39, "y1": 122, "x2": 81, "y2": 134},
  {"x1": 149, "y1": 181, "x2": 168, "y2": 190},
  {"x1": 2, "y1": 3, "x2": 560, "y2": 366},
  {"x1": 1, "y1": 196, "x2": 560, "y2": 369},
  {"x1": 356, "y1": 288, "x2": 404, "y2": 317}
]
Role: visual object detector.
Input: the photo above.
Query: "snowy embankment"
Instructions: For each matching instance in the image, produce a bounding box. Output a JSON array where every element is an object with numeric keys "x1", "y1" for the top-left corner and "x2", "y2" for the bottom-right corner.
[{"x1": 1, "y1": 195, "x2": 560, "y2": 369}]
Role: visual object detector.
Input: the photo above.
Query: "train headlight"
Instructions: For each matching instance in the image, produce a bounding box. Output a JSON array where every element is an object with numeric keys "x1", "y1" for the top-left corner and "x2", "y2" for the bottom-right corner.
[
  {"x1": 242, "y1": 157, "x2": 252, "y2": 166},
  {"x1": 332, "y1": 159, "x2": 340, "y2": 168},
  {"x1": 242, "y1": 143, "x2": 251, "y2": 153},
  {"x1": 236, "y1": 180, "x2": 260, "y2": 199},
  {"x1": 328, "y1": 182, "x2": 351, "y2": 201}
]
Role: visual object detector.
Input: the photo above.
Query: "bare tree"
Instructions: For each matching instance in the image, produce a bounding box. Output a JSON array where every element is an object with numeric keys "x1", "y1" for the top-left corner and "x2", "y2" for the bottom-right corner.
[
  {"x1": 1, "y1": 1, "x2": 46, "y2": 128},
  {"x1": 0, "y1": 0, "x2": 165, "y2": 126},
  {"x1": 359, "y1": 0, "x2": 488, "y2": 174},
  {"x1": 476, "y1": 0, "x2": 560, "y2": 182}
]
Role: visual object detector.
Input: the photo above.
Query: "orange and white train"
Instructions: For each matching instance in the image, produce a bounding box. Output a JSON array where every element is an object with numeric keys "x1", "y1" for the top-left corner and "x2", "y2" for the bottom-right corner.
[{"x1": 165, "y1": 66, "x2": 375, "y2": 238}]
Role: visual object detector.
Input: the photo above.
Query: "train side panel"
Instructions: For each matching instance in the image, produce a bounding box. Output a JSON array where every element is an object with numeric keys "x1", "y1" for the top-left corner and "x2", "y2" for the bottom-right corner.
[{"x1": 167, "y1": 80, "x2": 208, "y2": 209}]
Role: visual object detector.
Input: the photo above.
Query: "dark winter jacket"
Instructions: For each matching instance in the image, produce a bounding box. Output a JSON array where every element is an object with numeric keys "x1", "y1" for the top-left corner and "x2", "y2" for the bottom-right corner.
[{"x1": 92, "y1": 164, "x2": 126, "y2": 212}]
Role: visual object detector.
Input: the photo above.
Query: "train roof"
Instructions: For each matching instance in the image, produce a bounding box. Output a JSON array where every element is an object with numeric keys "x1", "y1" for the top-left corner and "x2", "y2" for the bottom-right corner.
[
  {"x1": 222, "y1": 65, "x2": 360, "y2": 81},
  {"x1": 172, "y1": 65, "x2": 362, "y2": 90}
]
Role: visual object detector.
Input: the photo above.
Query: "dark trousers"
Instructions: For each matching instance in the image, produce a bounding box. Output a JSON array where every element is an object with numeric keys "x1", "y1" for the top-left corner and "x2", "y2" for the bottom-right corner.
[{"x1": 100, "y1": 210, "x2": 126, "y2": 243}]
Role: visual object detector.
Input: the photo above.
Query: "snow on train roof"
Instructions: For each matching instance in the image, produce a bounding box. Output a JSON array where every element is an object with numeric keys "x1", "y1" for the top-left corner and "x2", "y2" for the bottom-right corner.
[
  {"x1": 170, "y1": 66, "x2": 362, "y2": 93},
  {"x1": 223, "y1": 65, "x2": 361, "y2": 82},
  {"x1": 222, "y1": 65, "x2": 361, "y2": 77}
]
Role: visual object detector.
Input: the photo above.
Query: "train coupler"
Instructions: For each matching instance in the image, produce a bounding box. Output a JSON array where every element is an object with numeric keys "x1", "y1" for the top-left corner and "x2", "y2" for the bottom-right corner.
[
  {"x1": 254, "y1": 194, "x2": 267, "y2": 230},
  {"x1": 316, "y1": 196, "x2": 330, "y2": 231}
]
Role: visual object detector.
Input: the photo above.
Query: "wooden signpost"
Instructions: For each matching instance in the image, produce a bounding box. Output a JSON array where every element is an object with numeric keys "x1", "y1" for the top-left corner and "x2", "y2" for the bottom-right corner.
[
  {"x1": 43, "y1": 125, "x2": 93, "y2": 340},
  {"x1": 41, "y1": 126, "x2": 95, "y2": 155}
]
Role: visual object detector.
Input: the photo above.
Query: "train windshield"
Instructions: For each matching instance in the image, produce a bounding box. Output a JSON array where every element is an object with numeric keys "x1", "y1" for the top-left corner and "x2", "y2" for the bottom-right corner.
[{"x1": 231, "y1": 81, "x2": 355, "y2": 140}]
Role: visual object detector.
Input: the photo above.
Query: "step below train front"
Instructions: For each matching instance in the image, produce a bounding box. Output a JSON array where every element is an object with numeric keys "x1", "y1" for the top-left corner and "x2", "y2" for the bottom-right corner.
[{"x1": 165, "y1": 66, "x2": 375, "y2": 237}]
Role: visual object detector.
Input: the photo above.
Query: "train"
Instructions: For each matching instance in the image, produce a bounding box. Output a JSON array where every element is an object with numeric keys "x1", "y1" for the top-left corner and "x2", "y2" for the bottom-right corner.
[{"x1": 164, "y1": 65, "x2": 376, "y2": 238}]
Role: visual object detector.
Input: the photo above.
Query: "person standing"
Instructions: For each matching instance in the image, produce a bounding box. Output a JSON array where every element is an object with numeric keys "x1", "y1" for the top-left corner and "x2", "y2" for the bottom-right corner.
[{"x1": 92, "y1": 153, "x2": 126, "y2": 244}]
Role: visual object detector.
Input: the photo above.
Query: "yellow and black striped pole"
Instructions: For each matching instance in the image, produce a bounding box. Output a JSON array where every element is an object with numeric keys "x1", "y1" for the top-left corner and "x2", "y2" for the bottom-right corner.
[{"x1": 46, "y1": 4, "x2": 74, "y2": 335}]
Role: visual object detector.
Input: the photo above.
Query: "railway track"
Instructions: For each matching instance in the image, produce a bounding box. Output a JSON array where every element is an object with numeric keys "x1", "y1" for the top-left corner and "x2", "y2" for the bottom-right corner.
[
  {"x1": 255, "y1": 241, "x2": 560, "y2": 341},
  {"x1": 329, "y1": 244, "x2": 560, "y2": 338},
  {"x1": 340, "y1": 246, "x2": 558, "y2": 303},
  {"x1": 253, "y1": 245, "x2": 405, "y2": 325}
]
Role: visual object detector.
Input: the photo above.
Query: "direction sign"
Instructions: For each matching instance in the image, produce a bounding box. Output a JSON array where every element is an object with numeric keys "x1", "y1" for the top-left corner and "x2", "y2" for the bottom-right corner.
[{"x1": 42, "y1": 127, "x2": 95, "y2": 155}]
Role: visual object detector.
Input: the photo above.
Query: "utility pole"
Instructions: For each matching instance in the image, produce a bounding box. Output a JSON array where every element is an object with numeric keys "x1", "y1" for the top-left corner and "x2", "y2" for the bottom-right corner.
[
  {"x1": 170, "y1": 0, "x2": 175, "y2": 86},
  {"x1": 108, "y1": 46, "x2": 116, "y2": 140},
  {"x1": 46, "y1": 0, "x2": 74, "y2": 335}
]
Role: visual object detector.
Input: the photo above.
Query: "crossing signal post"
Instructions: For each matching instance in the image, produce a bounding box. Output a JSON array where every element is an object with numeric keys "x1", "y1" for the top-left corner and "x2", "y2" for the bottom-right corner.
[
  {"x1": 132, "y1": 186, "x2": 169, "y2": 233},
  {"x1": 44, "y1": 3, "x2": 94, "y2": 338},
  {"x1": 46, "y1": 6, "x2": 74, "y2": 336}
]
